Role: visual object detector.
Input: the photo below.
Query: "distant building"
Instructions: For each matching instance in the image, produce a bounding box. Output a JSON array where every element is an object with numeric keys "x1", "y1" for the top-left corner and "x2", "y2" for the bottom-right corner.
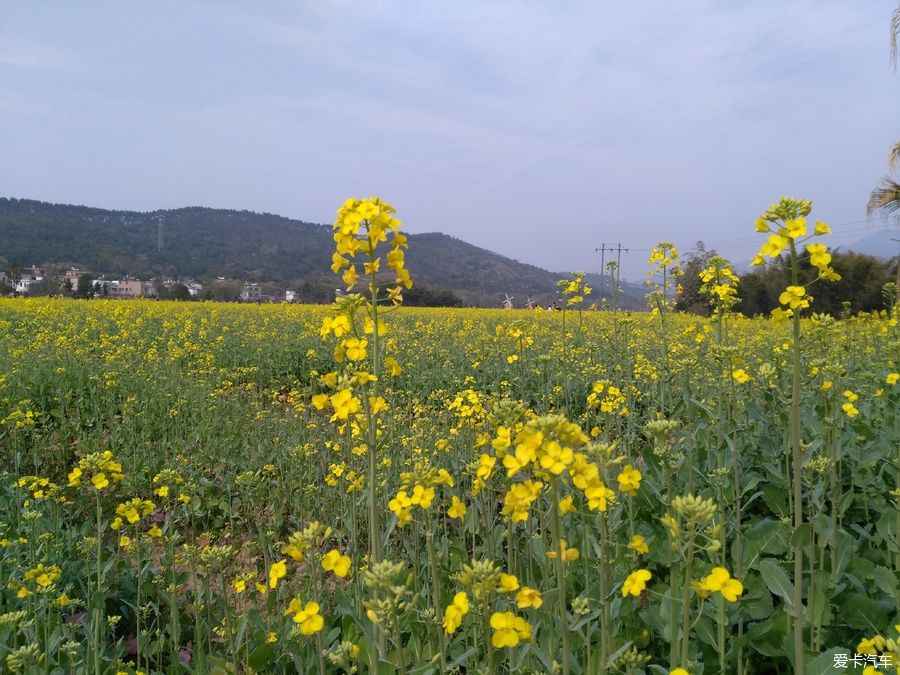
[
  {"x1": 285, "y1": 290, "x2": 297, "y2": 303},
  {"x1": 64, "y1": 268, "x2": 85, "y2": 289},
  {"x1": 240, "y1": 282, "x2": 262, "y2": 302},
  {"x1": 15, "y1": 266, "x2": 44, "y2": 293},
  {"x1": 108, "y1": 279, "x2": 143, "y2": 298}
]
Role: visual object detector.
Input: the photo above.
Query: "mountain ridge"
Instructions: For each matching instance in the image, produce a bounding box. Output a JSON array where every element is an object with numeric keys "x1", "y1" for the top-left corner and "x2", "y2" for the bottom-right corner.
[{"x1": 0, "y1": 197, "x2": 645, "y2": 308}]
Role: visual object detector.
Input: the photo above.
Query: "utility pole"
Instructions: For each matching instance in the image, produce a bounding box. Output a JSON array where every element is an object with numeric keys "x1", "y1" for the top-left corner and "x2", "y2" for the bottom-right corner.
[
  {"x1": 595, "y1": 244, "x2": 607, "y2": 304},
  {"x1": 613, "y1": 243, "x2": 629, "y2": 312},
  {"x1": 595, "y1": 243, "x2": 633, "y2": 310},
  {"x1": 157, "y1": 214, "x2": 165, "y2": 252}
]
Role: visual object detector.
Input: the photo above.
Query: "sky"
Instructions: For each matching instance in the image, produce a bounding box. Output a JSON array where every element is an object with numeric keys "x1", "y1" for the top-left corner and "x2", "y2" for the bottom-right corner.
[{"x1": 1, "y1": 1, "x2": 898, "y2": 279}]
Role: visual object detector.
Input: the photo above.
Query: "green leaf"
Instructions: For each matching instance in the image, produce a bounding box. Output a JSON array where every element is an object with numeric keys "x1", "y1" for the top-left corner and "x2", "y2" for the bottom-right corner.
[
  {"x1": 839, "y1": 592, "x2": 888, "y2": 630},
  {"x1": 604, "y1": 641, "x2": 634, "y2": 668},
  {"x1": 324, "y1": 626, "x2": 342, "y2": 647},
  {"x1": 745, "y1": 614, "x2": 788, "y2": 657},
  {"x1": 808, "y1": 570, "x2": 832, "y2": 627},
  {"x1": 758, "y1": 558, "x2": 795, "y2": 615},
  {"x1": 790, "y1": 523, "x2": 812, "y2": 548},
  {"x1": 693, "y1": 615, "x2": 717, "y2": 648},
  {"x1": 247, "y1": 644, "x2": 274, "y2": 671},
  {"x1": 742, "y1": 573, "x2": 775, "y2": 620},
  {"x1": 805, "y1": 646, "x2": 852, "y2": 675},
  {"x1": 872, "y1": 565, "x2": 898, "y2": 596},
  {"x1": 833, "y1": 530, "x2": 856, "y2": 580},
  {"x1": 446, "y1": 647, "x2": 475, "y2": 669}
]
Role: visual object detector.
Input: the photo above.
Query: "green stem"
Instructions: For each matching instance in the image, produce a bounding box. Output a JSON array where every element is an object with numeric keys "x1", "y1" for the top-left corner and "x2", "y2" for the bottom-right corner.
[
  {"x1": 366, "y1": 233, "x2": 382, "y2": 565},
  {"x1": 789, "y1": 240, "x2": 804, "y2": 674},
  {"x1": 483, "y1": 605, "x2": 495, "y2": 673},
  {"x1": 136, "y1": 545, "x2": 142, "y2": 672},
  {"x1": 598, "y1": 512, "x2": 610, "y2": 673},
  {"x1": 549, "y1": 478, "x2": 570, "y2": 675},
  {"x1": 94, "y1": 494, "x2": 103, "y2": 675},
  {"x1": 680, "y1": 526, "x2": 697, "y2": 667},
  {"x1": 317, "y1": 631, "x2": 326, "y2": 675},
  {"x1": 717, "y1": 594, "x2": 726, "y2": 672},
  {"x1": 425, "y1": 518, "x2": 448, "y2": 672}
]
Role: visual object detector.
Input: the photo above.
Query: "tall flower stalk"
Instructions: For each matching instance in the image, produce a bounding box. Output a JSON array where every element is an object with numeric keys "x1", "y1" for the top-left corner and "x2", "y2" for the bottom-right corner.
[
  {"x1": 646, "y1": 243, "x2": 682, "y2": 414},
  {"x1": 322, "y1": 197, "x2": 413, "y2": 565},
  {"x1": 751, "y1": 197, "x2": 841, "y2": 672}
]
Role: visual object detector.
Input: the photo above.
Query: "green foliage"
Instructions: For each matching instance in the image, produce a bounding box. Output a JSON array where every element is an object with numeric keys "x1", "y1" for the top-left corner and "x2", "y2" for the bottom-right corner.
[
  {"x1": 401, "y1": 284, "x2": 463, "y2": 307},
  {"x1": 736, "y1": 251, "x2": 896, "y2": 316},
  {"x1": 674, "y1": 242, "x2": 718, "y2": 315},
  {"x1": 0, "y1": 299, "x2": 897, "y2": 672}
]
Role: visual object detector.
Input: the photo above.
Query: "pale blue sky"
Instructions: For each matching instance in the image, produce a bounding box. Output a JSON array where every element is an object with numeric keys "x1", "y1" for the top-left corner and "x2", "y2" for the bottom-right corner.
[{"x1": 1, "y1": 1, "x2": 897, "y2": 278}]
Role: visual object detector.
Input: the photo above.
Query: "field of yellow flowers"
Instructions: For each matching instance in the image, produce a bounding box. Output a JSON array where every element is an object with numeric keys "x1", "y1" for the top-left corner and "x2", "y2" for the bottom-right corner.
[{"x1": 1, "y1": 197, "x2": 898, "y2": 674}]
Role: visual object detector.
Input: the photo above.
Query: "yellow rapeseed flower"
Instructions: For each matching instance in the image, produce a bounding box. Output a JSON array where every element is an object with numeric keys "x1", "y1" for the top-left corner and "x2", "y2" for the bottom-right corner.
[
  {"x1": 443, "y1": 591, "x2": 470, "y2": 634},
  {"x1": 732, "y1": 369, "x2": 750, "y2": 384},
  {"x1": 515, "y1": 586, "x2": 543, "y2": 609},
  {"x1": 447, "y1": 495, "x2": 467, "y2": 519},
  {"x1": 322, "y1": 550, "x2": 351, "y2": 578},
  {"x1": 285, "y1": 598, "x2": 324, "y2": 635},
  {"x1": 617, "y1": 465, "x2": 642, "y2": 495},
  {"x1": 489, "y1": 611, "x2": 531, "y2": 648},
  {"x1": 778, "y1": 286, "x2": 809, "y2": 310},
  {"x1": 628, "y1": 534, "x2": 650, "y2": 554},
  {"x1": 499, "y1": 573, "x2": 519, "y2": 592},
  {"x1": 546, "y1": 539, "x2": 579, "y2": 562},
  {"x1": 268, "y1": 559, "x2": 287, "y2": 589},
  {"x1": 622, "y1": 569, "x2": 652, "y2": 597}
]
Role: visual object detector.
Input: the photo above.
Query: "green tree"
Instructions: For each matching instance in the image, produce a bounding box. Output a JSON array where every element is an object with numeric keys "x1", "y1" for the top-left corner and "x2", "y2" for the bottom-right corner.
[
  {"x1": 167, "y1": 283, "x2": 191, "y2": 301},
  {"x1": 76, "y1": 273, "x2": 95, "y2": 298},
  {"x1": 403, "y1": 284, "x2": 463, "y2": 307},
  {"x1": 26, "y1": 276, "x2": 61, "y2": 296},
  {"x1": 7, "y1": 262, "x2": 22, "y2": 290},
  {"x1": 674, "y1": 241, "x2": 718, "y2": 314},
  {"x1": 867, "y1": 4, "x2": 900, "y2": 303},
  {"x1": 736, "y1": 251, "x2": 892, "y2": 316},
  {"x1": 200, "y1": 280, "x2": 242, "y2": 302}
]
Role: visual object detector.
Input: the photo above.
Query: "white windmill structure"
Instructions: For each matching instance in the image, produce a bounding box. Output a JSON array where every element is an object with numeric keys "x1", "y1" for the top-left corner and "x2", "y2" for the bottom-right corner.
[
  {"x1": 525, "y1": 296, "x2": 536, "y2": 310},
  {"x1": 502, "y1": 293, "x2": 515, "y2": 310}
]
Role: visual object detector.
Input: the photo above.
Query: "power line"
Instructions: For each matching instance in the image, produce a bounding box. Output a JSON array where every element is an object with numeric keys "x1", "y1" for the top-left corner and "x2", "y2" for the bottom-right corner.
[{"x1": 616, "y1": 217, "x2": 892, "y2": 253}]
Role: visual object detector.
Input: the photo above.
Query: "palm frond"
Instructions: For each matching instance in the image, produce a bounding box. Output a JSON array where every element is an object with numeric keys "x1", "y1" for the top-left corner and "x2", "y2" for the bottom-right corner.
[
  {"x1": 868, "y1": 176, "x2": 900, "y2": 215},
  {"x1": 893, "y1": 3, "x2": 900, "y2": 67},
  {"x1": 889, "y1": 141, "x2": 900, "y2": 171}
]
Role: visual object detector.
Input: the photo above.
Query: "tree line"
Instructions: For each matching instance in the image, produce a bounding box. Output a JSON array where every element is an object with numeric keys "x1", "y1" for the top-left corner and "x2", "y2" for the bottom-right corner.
[{"x1": 676, "y1": 242, "x2": 897, "y2": 317}]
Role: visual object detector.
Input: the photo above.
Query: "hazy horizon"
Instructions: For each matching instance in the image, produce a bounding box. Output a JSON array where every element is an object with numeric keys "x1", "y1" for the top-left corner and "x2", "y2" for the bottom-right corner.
[{"x1": 2, "y1": 1, "x2": 898, "y2": 279}]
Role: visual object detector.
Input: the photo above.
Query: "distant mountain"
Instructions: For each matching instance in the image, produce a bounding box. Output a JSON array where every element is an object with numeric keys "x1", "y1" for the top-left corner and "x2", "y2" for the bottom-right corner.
[
  {"x1": 0, "y1": 197, "x2": 645, "y2": 308},
  {"x1": 840, "y1": 228, "x2": 899, "y2": 259}
]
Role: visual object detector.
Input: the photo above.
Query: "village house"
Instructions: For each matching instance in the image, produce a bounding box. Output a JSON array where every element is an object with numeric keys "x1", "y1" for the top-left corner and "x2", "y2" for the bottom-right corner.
[
  {"x1": 63, "y1": 268, "x2": 86, "y2": 289},
  {"x1": 240, "y1": 282, "x2": 262, "y2": 302},
  {"x1": 15, "y1": 266, "x2": 45, "y2": 293},
  {"x1": 108, "y1": 279, "x2": 143, "y2": 298}
]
